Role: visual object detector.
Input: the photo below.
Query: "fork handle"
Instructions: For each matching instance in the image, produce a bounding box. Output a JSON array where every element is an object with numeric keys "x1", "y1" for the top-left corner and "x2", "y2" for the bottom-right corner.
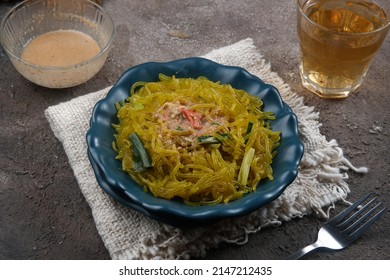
[{"x1": 287, "y1": 242, "x2": 322, "y2": 260}]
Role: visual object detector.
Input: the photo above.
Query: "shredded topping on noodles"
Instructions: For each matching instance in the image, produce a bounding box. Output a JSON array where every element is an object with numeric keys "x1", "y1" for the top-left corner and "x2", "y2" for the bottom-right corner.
[{"x1": 112, "y1": 74, "x2": 280, "y2": 205}]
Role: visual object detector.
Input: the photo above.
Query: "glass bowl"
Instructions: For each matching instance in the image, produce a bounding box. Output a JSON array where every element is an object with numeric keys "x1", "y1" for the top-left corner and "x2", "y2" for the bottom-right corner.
[
  {"x1": 0, "y1": 0, "x2": 115, "y2": 88},
  {"x1": 86, "y1": 57, "x2": 304, "y2": 227}
]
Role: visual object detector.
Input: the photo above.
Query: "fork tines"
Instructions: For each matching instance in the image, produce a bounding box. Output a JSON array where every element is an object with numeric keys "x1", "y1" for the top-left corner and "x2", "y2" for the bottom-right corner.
[{"x1": 329, "y1": 192, "x2": 386, "y2": 240}]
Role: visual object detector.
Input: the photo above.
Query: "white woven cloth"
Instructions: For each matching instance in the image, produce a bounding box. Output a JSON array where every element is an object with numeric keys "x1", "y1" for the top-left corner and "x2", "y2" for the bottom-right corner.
[{"x1": 45, "y1": 38, "x2": 366, "y2": 260}]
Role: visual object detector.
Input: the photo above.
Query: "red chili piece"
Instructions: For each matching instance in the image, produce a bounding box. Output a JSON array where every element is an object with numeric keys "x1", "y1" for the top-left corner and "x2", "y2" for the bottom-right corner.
[{"x1": 180, "y1": 108, "x2": 203, "y2": 129}]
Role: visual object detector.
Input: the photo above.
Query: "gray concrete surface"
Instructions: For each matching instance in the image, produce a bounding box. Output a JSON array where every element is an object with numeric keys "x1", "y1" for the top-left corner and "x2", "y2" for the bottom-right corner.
[{"x1": 0, "y1": 0, "x2": 389, "y2": 260}]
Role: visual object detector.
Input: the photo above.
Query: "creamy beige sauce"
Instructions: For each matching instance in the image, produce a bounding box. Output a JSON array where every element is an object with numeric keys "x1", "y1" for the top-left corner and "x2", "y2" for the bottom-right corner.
[
  {"x1": 154, "y1": 101, "x2": 228, "y2": 149},
  {"x1": 21, "y1": 30, "x2": 101, "y2": 67}
]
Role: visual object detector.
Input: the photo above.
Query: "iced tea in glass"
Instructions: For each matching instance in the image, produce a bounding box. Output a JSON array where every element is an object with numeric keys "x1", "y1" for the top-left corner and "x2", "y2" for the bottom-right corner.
[{"x1": 296, "y1": 0, "x2": 390, "y2": 98}]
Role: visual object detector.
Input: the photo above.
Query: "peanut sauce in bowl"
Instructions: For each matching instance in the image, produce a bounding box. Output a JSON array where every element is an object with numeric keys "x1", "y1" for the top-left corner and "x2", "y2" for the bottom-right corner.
[
  {"x1": 21, "y1": 30, "x2": 101, "y2": 67},
  {"x1": 0, "y1": 0, "x2": 115, "y2": 88}
]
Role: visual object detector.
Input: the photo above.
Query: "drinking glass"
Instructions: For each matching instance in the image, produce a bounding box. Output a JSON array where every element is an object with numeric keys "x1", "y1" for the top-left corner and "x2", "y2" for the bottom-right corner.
[{"x1": 296, "y1": 0, "x2": 390, "y2": 99}]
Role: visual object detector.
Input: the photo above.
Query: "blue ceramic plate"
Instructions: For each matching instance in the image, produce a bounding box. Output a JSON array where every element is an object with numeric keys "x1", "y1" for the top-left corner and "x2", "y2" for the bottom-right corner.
[{"x1": 86, "y1": 57, "x2": 304, "y2": 227}]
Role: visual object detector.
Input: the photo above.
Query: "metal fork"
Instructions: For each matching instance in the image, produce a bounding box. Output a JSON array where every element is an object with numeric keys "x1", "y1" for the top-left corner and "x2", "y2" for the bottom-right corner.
[{"x1": 287, "y1": 192, "x2": 386, "y2": 260}]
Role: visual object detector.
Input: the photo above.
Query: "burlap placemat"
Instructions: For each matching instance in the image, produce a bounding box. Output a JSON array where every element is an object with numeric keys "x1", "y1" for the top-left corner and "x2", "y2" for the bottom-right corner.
[{"x1": 45, "y1": 38, "x2": 367, "y2": 259}]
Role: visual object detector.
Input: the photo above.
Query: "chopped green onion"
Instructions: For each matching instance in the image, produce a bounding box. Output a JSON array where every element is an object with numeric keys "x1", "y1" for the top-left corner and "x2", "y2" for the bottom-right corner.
[
  {"x1": 244, "y1": 122, "x2": 253, "y2": 144},
  {"x1": 238, "y1": 148, "x2": 255, "y2": 186},
  {"x1": 197, "y1": 133, "x2": 229, "y2": 144},
  {"x1": 129, "y1": 132, "x2": 152, "y2": 172},
  {"x1": 197, "y1": 136, "x2": 220, "y2": 144},
  {"x1": 115, "y1": 100, "x2": 125, "y2": 111}
]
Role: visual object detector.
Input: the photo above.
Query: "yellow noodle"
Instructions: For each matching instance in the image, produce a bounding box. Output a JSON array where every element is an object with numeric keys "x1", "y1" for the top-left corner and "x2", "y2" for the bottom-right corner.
[{"x1": 113, "y1": 75, "x2": 280, "y2": 205}]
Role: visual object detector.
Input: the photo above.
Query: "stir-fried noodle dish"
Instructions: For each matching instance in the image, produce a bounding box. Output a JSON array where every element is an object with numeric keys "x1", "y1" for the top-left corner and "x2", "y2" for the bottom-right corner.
[{"x1": 112, "y1": 74, "x2": 281, "y2": 205}]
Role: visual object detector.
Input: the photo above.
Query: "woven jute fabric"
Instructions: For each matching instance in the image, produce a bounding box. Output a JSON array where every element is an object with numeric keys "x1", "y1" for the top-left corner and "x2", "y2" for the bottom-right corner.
[{"x1": 45, "y1": 38, "x2": 366, "y2": 259}]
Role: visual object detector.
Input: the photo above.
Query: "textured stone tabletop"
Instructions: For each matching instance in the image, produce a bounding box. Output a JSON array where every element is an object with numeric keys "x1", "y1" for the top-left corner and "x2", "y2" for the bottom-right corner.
[{"x1": 0, "y1": 0, "x2": 389, "y2": 260}]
